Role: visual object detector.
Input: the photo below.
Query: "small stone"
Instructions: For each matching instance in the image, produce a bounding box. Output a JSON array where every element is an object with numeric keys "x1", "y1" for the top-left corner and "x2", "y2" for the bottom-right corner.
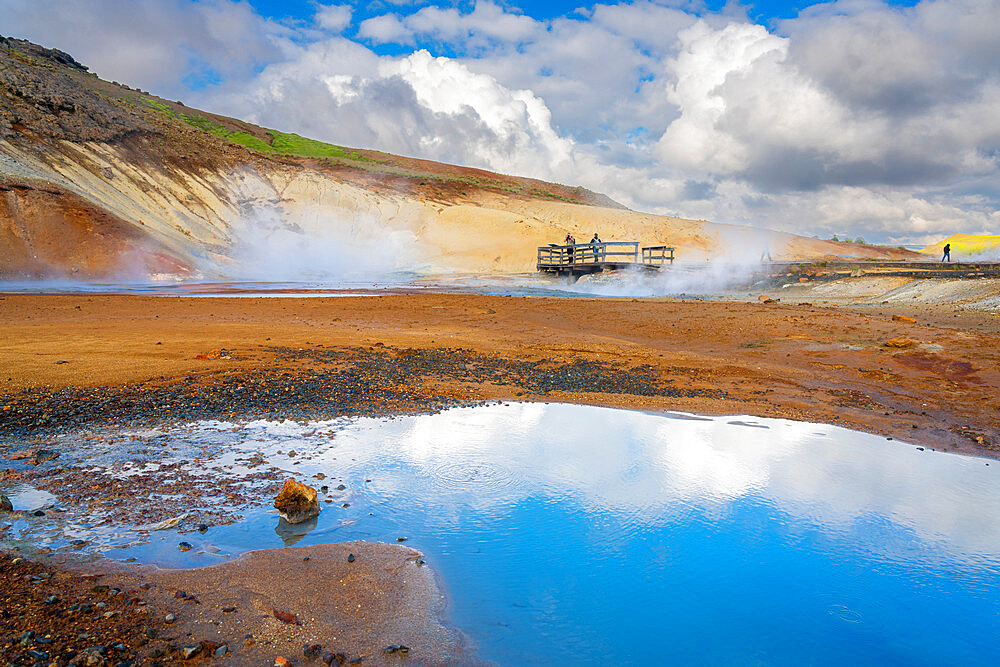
[
  {"x1": 336, "y1": 484, "x2": 346, "y2": 491},
  {"x1": 178, "y1": 542, "x2": 193, "y2": 551},
  {"x1": 275, "y1": 658, "x2": 293, "y2": 667},
  {"x1": 180, "y1": 644, "x2": 202, "y2": 660},
  {"x1": 198, "y1": 524, "x2": 209, "y2": 533},
  {"x1": 396, "y1": 537, "x2": 406, "y2": 542},
  {"x1": 144, "y1": 628, "x2": 156, "y2": 639},
  {"x1": 273, "y1": 609, "x2": 301, "y2": 625},
  {"x1": 274, "y1": 480, "x2": 320, "y2": 524},
  {"x1": 892, "y1": 314, "x2": 916, "y2": 323},
  {"x1": 0, "y1": 495, "x2": 11, "y2": 512},
  {"x1": 884, "y1": 337, "x2": 917, "y2": 349},
  {"x1": 347, "y1": 554, "x2": 355, "y2": 563},
  {"x1": 44, "y1": 595, "x2": 59, "y2": 604},
  {"x1": 322, "y1": 652, "x2": 345, "y2": 665},
  {"x1": 315, "y1": 473, "x2": 326, "y2": 480},
  {"x1": 165, "y1": 613, "x2": 176, "y2": 624},
  {"x1": 20, "y1": 630, "x2": 35, "y2": 645},
  {"x1": 303, "y1": 643, "x2": 323, "y2": 659},
  {"x1": 214, "y1": 645, "x2": 228, "y2": 658},
  {"x1": 222, "y1": 605, "x2": 236, "y2": 613},
  {"x1": 32, "y1": 509, "x2": 46, "y2": 517},
  {"x1": 320, "y1": 486, "x2": 329, "y2": 493},
  {"x1": 33, "y1": 449, "x2": 59, "y2": 464},
  {"x1": 27, "y1": 650, "x2": 49, "y2": 660}
]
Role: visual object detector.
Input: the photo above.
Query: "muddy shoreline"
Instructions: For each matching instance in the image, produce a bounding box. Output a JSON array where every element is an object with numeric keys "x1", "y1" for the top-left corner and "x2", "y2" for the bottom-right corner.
[
  {"x1": 2, "y1": 292, "x2": 998, "y2": 664},
  {"x1": 1, "y1": 543, "x2": 468, "y2": 666}
]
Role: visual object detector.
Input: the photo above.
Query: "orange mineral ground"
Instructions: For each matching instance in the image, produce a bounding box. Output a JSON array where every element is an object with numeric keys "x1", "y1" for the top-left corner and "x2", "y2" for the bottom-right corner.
[{"x1": 2, "y1": 292, "x2": 997, "y2": 458}]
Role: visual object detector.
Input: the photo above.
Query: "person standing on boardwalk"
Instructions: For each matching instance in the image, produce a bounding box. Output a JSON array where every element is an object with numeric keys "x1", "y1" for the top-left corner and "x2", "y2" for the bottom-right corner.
[
  {"x1": 590, "y1": 233, "x2": 602, "y2": 263},
  {"x1": 942, "y1": 243, "x2": 951, "y2": 262},
  {"x1": 565, "y1": 232, "x2": 576, "y2": 264}
]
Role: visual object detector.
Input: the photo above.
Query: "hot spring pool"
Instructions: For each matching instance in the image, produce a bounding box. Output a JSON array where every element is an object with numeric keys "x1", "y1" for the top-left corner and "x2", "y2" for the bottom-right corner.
[{"x1": 8, "y1": 403, "x2": 1000, "y2": 664}]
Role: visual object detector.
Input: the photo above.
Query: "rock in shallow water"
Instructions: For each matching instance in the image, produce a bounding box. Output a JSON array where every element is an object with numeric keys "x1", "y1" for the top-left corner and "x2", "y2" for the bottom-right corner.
[{"x1": 274, "y1": 479, "x2": 320, "y2": 524}]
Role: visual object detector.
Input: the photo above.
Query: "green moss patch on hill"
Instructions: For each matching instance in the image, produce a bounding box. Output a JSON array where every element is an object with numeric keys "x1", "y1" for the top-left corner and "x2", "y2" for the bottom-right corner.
[{"x1": 144, "y1": 98, "x2": 370, "y2": 162}]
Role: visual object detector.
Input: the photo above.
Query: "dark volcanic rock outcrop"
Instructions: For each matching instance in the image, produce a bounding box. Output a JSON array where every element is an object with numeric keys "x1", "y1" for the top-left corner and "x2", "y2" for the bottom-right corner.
[{"x1": 0, "y1": 35, "x2": 148, "y2": 141}]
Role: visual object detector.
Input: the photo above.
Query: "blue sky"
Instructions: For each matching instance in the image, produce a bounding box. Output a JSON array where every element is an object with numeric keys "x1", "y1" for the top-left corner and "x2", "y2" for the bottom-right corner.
[{"x1": 1, "y1": 0, "x2": 996, "y2": 243}]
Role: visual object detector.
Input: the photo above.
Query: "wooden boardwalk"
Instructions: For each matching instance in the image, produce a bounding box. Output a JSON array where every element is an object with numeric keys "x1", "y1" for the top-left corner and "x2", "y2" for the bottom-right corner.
[{"x1": 537, "y1": 242, "x2": 674, "y2": 276}]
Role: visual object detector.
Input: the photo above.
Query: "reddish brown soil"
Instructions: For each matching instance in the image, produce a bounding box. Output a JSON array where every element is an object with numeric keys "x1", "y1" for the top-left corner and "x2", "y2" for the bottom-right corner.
[
  {"x1": 1, "y1": 293, "x2": 997, "y2": 457},
  {"x1": 0, "y1": 543, "x2": 464, "y2": 666},
  {"x1": 0, "y1": 177, "x2": 190, "y2": 279}
]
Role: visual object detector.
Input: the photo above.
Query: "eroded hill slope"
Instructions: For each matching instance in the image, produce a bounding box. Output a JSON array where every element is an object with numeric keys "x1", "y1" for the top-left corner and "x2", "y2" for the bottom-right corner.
[{"x1": 0, "y1": 35, "x2": 921, "y2": 280}]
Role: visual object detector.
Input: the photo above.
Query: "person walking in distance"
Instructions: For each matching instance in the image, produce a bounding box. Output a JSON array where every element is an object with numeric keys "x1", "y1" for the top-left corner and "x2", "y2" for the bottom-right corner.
[
  {"x1": 565, "y1": 232, "x2": 576, "y2": 264},
  {"x1": 942, "y1": 243, "x2": 951, "y2": 262}
]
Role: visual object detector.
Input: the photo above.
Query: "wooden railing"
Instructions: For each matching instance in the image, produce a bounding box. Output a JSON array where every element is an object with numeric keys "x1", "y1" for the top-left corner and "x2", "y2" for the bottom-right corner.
[
  {"x1": 641, "y1": 246, "x2": 675, "y2": 265},
  {"x1": 537, "y1": 241, "x2": 639, "y2": 267}
]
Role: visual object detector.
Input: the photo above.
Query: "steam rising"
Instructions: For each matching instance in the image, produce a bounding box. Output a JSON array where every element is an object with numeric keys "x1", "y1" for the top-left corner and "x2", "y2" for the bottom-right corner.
[
  {"x1": 562, "y1": 228, "x2": 788, "y2": 298},
  {"x1": 223, "y1": 206, "x2": 425, "y2": 281}
]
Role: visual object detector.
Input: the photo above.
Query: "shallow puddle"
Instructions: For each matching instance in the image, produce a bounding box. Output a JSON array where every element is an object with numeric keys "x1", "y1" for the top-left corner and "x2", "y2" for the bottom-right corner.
[{"x1": 4, "y1": 403, "x2": 1000, "y2": 664}]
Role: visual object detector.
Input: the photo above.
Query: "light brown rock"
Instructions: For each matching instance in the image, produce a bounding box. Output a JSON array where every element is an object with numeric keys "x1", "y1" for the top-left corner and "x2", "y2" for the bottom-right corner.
[
  {"x1": 884, "y1": 337, "x2": 917, "y2": 349},
  {"x1": 892, "y1": 314, "x2": 916, "y2": 323}
]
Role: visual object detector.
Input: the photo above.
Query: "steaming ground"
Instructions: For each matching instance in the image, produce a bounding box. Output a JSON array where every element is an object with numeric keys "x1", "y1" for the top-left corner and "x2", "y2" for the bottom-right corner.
[{"x1": 225, "y1": 208, "x2": 428, "y2": 282}]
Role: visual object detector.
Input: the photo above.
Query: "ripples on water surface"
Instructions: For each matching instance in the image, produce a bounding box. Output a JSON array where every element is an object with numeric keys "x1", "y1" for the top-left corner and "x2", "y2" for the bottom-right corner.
[{"x1": 7, "y1": 404, "x2": 1000, "y2": 664}]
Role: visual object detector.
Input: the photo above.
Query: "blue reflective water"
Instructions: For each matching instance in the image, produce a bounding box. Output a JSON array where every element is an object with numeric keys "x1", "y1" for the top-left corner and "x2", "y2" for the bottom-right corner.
[{"x1": 67, "y1": 406, "x2": 1000, "y2": 663}]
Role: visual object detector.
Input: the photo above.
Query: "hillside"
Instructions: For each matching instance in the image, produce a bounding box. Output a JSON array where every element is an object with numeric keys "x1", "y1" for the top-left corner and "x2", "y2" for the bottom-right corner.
[
  {"x1": 0, "y1": 35, "x2": 923, "y2": 280},
  {"x1": 921, "y1": 234, "x2": 1000, "y2": 260}
]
